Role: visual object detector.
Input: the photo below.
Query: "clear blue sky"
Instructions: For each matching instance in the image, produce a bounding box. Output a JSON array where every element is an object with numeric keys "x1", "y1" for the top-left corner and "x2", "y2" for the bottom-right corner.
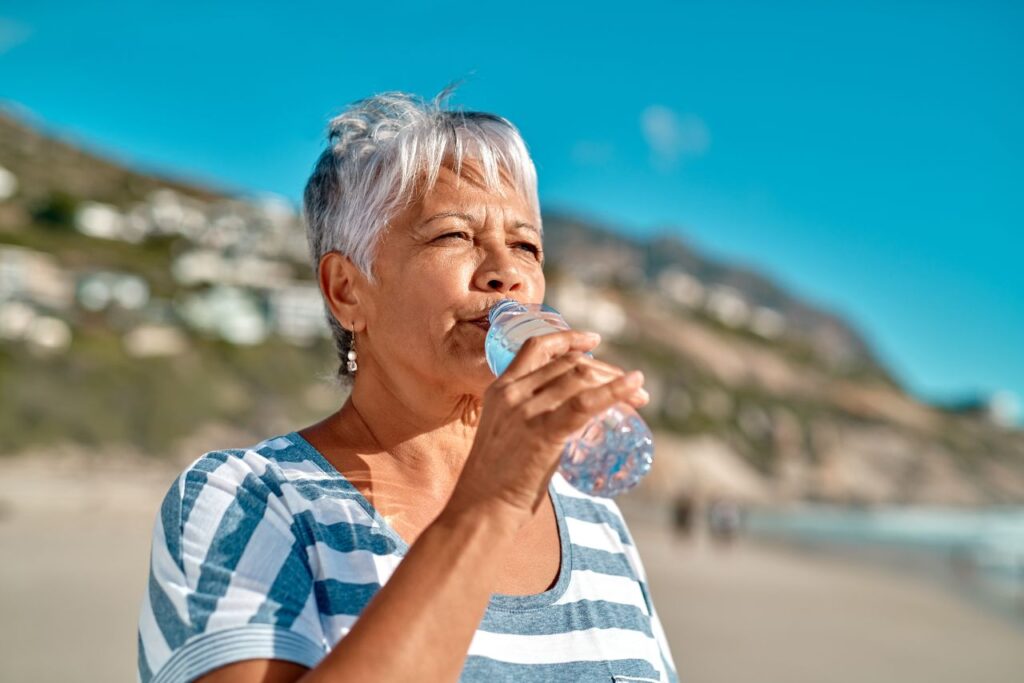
[{"x1": 2, "y1": 1, "x2": 1021, "y2": 421}]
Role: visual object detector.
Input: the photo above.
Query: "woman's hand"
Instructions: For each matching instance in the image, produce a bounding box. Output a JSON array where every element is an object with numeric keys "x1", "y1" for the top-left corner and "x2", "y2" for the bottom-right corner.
[{"x1": 448, "y1": 330, "x2": 648, "y2": 526}]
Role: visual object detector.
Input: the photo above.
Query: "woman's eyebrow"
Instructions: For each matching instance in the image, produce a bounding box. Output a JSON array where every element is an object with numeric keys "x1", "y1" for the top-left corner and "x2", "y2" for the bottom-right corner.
[
  {"x1": 418, "y1": 212, "x2": 539, "y2": 236},
  {"x1": 420, "y1": 210, "x2": 475, "y2": 227},
  {"x1": 511, "y1": 221, "x2": 540, "y2": 236}
]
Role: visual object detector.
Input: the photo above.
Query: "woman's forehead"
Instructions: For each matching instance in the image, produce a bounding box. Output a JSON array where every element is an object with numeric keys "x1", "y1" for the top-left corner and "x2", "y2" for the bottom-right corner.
[
  {"x1": 430, "y1": 158, "x2": 519, "y2": 194},
  {"x1": 413, "y1": 164, "x2": 534, "y2": 220}
]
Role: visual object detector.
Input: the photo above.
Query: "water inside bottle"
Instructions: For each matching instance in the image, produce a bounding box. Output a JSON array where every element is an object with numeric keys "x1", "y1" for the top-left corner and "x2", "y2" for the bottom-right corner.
[{"x1": 485, "y1": 302, "x2": 567, "y2": 376}]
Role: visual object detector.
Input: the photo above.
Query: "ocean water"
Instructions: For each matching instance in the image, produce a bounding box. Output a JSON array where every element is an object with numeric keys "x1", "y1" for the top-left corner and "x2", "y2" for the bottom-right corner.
[{"x1": 744, "y1": 504, "x2": 1024, "y2": 626}]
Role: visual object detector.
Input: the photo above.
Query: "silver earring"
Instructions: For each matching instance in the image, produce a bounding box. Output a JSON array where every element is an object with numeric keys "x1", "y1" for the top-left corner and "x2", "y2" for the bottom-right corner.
[{"x1": 346, "y1": 327, "x2": 358, "y2": 374}]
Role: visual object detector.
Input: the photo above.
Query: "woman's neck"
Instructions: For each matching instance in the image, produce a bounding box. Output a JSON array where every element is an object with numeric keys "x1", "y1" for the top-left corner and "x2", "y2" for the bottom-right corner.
[{"x1": 333, "y1": 375, "x2": 484, "y2": 498}]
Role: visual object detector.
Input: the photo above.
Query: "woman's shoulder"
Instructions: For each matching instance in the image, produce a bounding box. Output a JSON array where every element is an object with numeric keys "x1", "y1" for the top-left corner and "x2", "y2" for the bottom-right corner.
[
  {"x1": 139, "y1": 432, "x2": 333, "y2": 682},
  {"x1": 157, "y1": 431, "x2": 340, "y2": 530},
  {"x1": 172, "y1": 432, "x2": 328, "y2": 487}
]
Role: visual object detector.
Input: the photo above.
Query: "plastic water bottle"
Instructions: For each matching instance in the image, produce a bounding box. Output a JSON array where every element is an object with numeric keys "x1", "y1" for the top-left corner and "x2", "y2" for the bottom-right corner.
[{"x1": 484, "y1": 299, "x2": 654, "y2": 498}]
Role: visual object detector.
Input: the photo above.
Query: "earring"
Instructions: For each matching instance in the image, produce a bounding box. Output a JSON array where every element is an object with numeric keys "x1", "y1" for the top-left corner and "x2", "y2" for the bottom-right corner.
[{"x1": 346, "y1": 325, "x2": 358, "y2": 374}]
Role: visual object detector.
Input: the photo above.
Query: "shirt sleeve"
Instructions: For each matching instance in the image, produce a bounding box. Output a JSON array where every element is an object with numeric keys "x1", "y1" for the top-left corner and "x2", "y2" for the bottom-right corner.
[{"x1": 137, "y1": 450, "x2": 327, "y2": 683}]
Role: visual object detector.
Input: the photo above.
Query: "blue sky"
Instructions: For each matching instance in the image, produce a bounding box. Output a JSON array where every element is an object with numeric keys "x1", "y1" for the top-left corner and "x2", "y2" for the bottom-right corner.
[{"x1": 1, "y1": 1, "x2": 1021, "y2": 421}]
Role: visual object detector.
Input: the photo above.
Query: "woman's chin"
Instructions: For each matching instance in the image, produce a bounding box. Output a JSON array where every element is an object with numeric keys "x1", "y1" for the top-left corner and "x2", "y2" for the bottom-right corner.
[
  {"x1": 446, "y1": 325, "x2": 498, "y2": 383},
  {"x1": 461, "y1": 357, "x2": 497, "y2": 388},
  {"x1": 469, "y1": 359, "x2": 497, "y2": 382}
]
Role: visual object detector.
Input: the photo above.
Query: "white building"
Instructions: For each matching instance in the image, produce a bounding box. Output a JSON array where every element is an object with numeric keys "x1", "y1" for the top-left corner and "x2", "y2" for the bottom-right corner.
[
  {"x1": 171, "y1": 249, "x2": 292, "y2": 289},
  {"x1": 0, "y1": 165, "x2": 18, "y2": 201},
  {"x1": 750, "y1": 306, "x2": 786, "y2": 339},
  {"x1": 987, "y1": 390, "x2": 1021, "y2": 428},
  {"x1": 0, "y1": 245, "x2": 73, "y2": 310},
  {"x1": 0, "y1": 300, "x2": 36, "y2": 340},
  {"x1": 657, "y1": 268, "x2": 705, "y2": 308},
  {"x1": 269, "y1": 283, "x2": 330, "y2": 345},
  {"x1": 548, "y1": 278, "x2": 628, "y2": 337},
  {"x1": 177, "y1": 285, "x2": 268, "y2": 345},
  {"x1": 143, "y1": 189, "x2": 210, "y2": 239},
  {"x1": 123, "y1": 324, "x2": 189, "y2": 357},
  {"x1": 0, "y1": 299, "x2": 72, "y2": 354},
  {"x1": 25, "y1": 315, "x2": 72, "y2": 354},
  {"x1": 75, "y1": 202, "x2": 130, "y2": 241},
  {"x1": 76, "y1": 271, "x2": 150, "y2": 311},
  {"x1": 704, "y1": 284, "x2": 750, "y2": 328}
]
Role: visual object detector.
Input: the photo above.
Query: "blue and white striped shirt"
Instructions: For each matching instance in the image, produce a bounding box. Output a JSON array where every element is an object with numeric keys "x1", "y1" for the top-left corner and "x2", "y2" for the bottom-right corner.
[{"x1": 137, "y1": 432, "x2": 679, "y2": 682}]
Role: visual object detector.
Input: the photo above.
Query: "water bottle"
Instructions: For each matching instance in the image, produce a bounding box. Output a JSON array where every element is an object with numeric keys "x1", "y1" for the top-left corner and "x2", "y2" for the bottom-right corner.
[{"x1": 484, "y1": 299, "x2": 654, "y2": 498}]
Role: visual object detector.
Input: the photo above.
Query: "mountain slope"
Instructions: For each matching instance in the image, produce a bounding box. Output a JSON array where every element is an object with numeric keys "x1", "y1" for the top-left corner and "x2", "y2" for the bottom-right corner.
[{"x1": 1, "y1": 105, "x2": 1022, "y2": 506}]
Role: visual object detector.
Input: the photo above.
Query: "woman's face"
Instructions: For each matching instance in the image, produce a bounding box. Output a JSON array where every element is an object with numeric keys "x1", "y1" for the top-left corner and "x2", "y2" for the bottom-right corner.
[{"x1": 345, "y1": 159, "x2": 545, "y2": 397}]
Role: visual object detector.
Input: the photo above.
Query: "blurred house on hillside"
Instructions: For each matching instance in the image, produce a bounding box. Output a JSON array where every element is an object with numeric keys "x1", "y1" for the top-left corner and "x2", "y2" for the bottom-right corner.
[
  {"x1": 269, "y1": 284, "x2": 330, "y2": 346},
  {"x1": 177, "y1": 285, "x2": 268, "y2": 346},
  {"x1": 547, "y1": 277, "x2": 628, "y2": 338},
  {"x1": 171, "y1": 249, "x2": 293, "y2": 289},
  {"x1": 0, "y1": 245, "x2": 73, "y2": 311},
  {"x1": 942, "y1": 391, "x2": 1021, "y2": 429},
  {"x1": 0, "y1": 164, "x2": 18, "y2": 200},
  {"x1": 76, "y1": 271, "x2": 150, "y2": 312}
]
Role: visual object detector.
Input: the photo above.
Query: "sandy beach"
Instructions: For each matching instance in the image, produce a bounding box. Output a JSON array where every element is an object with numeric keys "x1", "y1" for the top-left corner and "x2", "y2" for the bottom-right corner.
[{"x1": 1, "y1": 452, "x2": 1021, "y2": 682}]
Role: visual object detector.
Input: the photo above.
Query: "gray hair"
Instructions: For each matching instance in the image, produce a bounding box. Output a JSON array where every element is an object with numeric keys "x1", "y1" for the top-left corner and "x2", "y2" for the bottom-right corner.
[{"x1": 302, "y1": 85, "x2": 542, "y2": 384}]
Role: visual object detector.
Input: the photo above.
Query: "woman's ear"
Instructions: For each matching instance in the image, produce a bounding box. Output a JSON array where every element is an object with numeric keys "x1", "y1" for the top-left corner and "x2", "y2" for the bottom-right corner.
[{"x1": 318, "y1": 251, "x2": 366, "y2": 333}]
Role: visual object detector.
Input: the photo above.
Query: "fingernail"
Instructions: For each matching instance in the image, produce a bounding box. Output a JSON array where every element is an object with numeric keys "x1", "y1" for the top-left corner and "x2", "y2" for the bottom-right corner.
[{"x1": 584, "y1": 332, "x2": 601, "y2": 342}]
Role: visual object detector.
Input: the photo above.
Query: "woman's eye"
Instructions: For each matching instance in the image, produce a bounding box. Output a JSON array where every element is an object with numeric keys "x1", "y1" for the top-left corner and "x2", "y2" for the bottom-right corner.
[{"x1": 434, "y1": 233, "x2": 540, "y2": 258}]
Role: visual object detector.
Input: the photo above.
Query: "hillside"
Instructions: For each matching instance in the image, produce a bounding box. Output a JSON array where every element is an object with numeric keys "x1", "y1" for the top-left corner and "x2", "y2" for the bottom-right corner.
[{"x1": 2, "y1": 104, "x2": 1022, "y2": 506}]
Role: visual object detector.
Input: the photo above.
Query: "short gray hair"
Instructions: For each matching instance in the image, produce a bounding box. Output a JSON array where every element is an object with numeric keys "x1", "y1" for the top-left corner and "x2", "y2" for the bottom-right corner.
[{"x1": 302, "y1": 85, "x2": 542, "y2": 384}]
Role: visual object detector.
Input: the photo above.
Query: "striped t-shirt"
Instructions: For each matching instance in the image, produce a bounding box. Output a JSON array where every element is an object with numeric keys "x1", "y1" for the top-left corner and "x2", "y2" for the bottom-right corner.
[{"x1": 137, "y1": 432, "x2": 679, "y2": 682}]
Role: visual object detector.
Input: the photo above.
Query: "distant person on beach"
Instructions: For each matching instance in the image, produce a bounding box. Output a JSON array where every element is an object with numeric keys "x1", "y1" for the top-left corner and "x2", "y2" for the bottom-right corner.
[
  {"x1": 707, "y1": 498, "x2": 744, "y2": 545},
  {"x1": 672, "y1": 493, "x2": 695, "y2": 537},
  {"x1": 137, "y1": 87, "x2": 678, "y2": 682}
]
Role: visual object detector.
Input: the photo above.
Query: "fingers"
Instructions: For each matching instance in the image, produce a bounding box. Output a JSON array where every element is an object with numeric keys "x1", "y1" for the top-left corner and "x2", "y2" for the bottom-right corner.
[
  {"x1": 514, "y1": 350, "x2": 590, "y2": 398},
  {"x1": 519, "y1": 355, "x2": 647, "y2": 419},
  {"x1": 573, "y1": 356, "x2": 650, "y2": 405},
  {"x1": 497, "y1": 330, "x2": 601, "y2": 383},
  {"x1": 538, "y1": 370, "x2": 646, "y2": 440},
  {"x1": 496, "y1": 335, "x2": 649, "y2": 409}
]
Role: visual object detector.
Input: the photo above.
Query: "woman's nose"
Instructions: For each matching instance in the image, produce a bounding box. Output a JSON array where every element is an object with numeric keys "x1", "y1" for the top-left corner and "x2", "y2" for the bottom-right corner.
[{"x1": 473, "y1": 247, "x2": 524, "y2": 293}]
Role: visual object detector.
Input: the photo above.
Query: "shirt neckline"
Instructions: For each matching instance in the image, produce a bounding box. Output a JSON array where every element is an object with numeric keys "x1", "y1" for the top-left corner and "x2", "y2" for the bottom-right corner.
[{"x1": 284, "y1": 430, "x2": 574, "y2": 612}]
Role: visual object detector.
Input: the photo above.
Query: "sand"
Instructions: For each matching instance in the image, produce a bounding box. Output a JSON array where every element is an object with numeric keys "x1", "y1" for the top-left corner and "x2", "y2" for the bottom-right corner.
[
  {"x1": 623, "y1": 505, "x2": 1024, "y2": 683},
  {"x1": 0, "y1": 454, "x2": 1021, "y2": 682}
]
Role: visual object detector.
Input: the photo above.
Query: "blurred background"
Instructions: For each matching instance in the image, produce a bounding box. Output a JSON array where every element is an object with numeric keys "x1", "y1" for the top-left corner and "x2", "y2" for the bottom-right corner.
[{"x1": 1, "y1": 1, "x2": 1022, "y2": 681}]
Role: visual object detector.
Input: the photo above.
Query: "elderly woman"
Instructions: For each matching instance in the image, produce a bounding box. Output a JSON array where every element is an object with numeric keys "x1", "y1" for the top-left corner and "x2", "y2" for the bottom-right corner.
[{"x1": 137, "y1": 90, "x2": 678, "y2": 683}]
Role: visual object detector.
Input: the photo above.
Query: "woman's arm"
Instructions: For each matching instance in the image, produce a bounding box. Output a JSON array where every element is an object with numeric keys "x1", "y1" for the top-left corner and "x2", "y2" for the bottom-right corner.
[
  {"x1": 197, "y1": 329, "x2": 646, "y2": 683},
  {"x1": 305, "y1": 494, "x2": 524, "y2": 682},
  {"x1": 197, "y1": 496, "x2": 524, "y2": 683}
]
